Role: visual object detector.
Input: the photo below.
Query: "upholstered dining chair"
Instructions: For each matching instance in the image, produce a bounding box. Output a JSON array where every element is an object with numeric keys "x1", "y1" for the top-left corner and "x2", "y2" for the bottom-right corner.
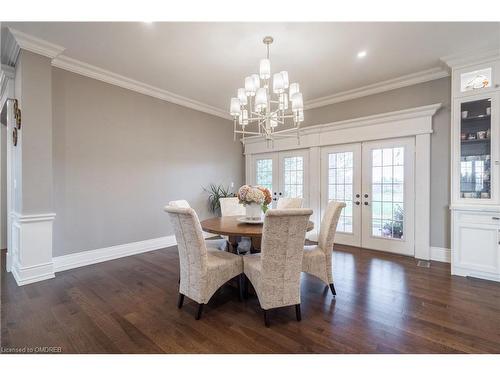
[
  {"x1": 219, "y1": 197, "x2": 251, "y2": 254},
  {"x1": 302, "y1": 200, "x2": 345, "y2": 296},
  {"x1": 243, "y1": 208, "x2": 313, "y2": 327},
  {"x1": 219, "y1": 197, "x2": 245, "y2": 216},
  {"x1": 168, "y1": 200, "x2": 227, "y2": 251},
  {"x1": 164, "y1": 205, "x2": 244, "y2": 320},
  {"x1": 276, "y1": 197, "x2": 303, "y2": 209}
]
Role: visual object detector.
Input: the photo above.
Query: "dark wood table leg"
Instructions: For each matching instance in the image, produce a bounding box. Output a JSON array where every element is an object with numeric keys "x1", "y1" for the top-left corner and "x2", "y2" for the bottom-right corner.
[{"x1": 250, "y1": 236, "x2": 261, "y2": 253}]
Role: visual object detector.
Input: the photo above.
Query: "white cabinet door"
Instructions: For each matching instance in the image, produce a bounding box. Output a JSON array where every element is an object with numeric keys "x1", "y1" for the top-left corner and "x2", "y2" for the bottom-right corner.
[
  {"x1": 455, "y1": 222, "x2": 500, "y2": 277},
  {"x1": 321, "y1": 143, "x2": 362, "y2": 246},
  {"x1": 452, "y1": 211, "x2": 500, "y2": 280},
  {"x1": 361, "y1": 138, "x2": 415, "y2": 256},
  {"x1": 452, "y1": 92, "x2": 500, "y2": 205}
]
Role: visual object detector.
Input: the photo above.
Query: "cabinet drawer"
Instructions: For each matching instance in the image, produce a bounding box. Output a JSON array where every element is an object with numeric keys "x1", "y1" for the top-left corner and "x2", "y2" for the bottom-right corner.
[{"x1": 457, "y1": 211, "x2": 500, "y2": 225}]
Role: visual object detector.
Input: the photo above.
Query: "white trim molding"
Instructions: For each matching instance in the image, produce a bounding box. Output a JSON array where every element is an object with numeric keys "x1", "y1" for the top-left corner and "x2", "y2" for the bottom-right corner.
[
  {"x1": 53, "y1": 235, "x2": 177, "y2": 273},
  {"x1": 7, "y1": 27, "x2": 65, "y2": 60},
  {"x1": 441, "y1": 47, "x2": 500, "y2": 69},
  {"x1": 51, "y1": 55, "x2": 231, "y2": 120},
  {"x1": 53, "y1": 231, "x2": 218, "y2": 273},
  {"x1": 10, "y1": 212, "x2": 56, "y2": 286},
  {"x1": 305, "y1": 68, "x2": 449, "y2": 109},
  {"x1": 243, "y1": 103, "x2": 442, "y2": 154},
  {"x1": 430, "y1": 247, "x2": 451, "y2": 263}
]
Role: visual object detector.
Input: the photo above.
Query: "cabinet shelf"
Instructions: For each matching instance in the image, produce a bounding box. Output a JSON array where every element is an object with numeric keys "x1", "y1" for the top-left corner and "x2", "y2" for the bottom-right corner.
[
  {"x1": 462, "y1": 114, "x2": 491, "y2": 122},
  {"x1": 461, "y1": 138, "x2": 491, "y2": 144}
]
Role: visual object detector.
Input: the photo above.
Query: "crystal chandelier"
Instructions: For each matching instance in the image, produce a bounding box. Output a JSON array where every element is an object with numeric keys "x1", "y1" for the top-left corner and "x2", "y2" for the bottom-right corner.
[{"x1": 230, "y1": 36, "x2": 304, "y2": 145}]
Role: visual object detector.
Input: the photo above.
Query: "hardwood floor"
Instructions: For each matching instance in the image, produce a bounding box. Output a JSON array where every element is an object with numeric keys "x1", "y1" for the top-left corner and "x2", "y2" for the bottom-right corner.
[{"x1": 2, "y1": 245, "x2": 500, "y2": 353}]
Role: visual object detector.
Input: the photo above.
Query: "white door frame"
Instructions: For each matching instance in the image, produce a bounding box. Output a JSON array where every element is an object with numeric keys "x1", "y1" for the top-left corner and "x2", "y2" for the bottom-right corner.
[{"x1": 243, "y1": 104, "x2": 440, "y2": 260}]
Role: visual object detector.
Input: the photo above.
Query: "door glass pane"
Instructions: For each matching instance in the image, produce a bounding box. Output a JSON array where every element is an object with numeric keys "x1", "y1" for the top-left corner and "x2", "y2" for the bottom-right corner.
[
  {"x1": 256, "y1": 159, "x2": 273, "y2": 192},
  {"x1": 460, "y1": 98, "x2": 492, "y2": 199},
  {"x1": 327, "y1": 151, "x2": 354, "y2": 233},
  {"x1": 371, "y1": 147, "x2": 404, "y2": 239},
  {"x1": 283, "y1": 156, "x2": 304, "y2": 199}
]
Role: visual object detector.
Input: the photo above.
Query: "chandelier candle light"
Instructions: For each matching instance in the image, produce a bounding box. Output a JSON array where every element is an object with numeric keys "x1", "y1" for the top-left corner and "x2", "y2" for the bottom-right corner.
[{"x1": 230, "y1": 36, "x2": 304, "y2": 146}]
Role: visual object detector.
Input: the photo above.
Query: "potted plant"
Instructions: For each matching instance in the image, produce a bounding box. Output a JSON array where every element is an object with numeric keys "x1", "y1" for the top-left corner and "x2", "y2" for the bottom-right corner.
[{"x1": 203, "y1": 184, "x2": 235, "y2": 216}]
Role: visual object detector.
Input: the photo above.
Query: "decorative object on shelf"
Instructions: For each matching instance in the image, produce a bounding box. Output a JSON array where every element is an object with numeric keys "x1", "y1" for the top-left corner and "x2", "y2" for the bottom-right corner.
[
  {"x1": 13, "y1": 99, "x2": 21, "y2": 129},
  {"x1": 486, "y1": 107, "x2": 491, "y2": 116},
  {"x1": 464, "y1": 74, "x2": 490, "y2": 91},
  {"x1": 203, "y1": 183, "x2": 235, "y2": 216},
  {"x1": 461, "y1": 133, "x2": 467, "y2": 140},
  {"x1": 467, "y1": 133, "x2": 477, "y2": 140},
  {"x1": 461, "y1": 110, "x2": 468, "y2": 119},
  {"x1": 487, "y1": 128, "x2": 491, "y2": 138},
  {"x1": 237, "y1": 184, "x2": 272, "y2": 220},
  {"x1": 481, "y1": 192, "x2": 490, "y2": 199},
  {"x1": 12, "y1": 127, "x2": 18, "y2": 146},
  {"x1": 477, "y1": 131, "x2": 487, "y2": 139},
  {"x1": 230, "y1": 36, "x2": 304, "y2": 146}
]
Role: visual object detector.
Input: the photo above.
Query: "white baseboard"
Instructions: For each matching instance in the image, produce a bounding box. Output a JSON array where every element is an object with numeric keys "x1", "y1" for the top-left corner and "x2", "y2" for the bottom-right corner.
[
  {"x1": 53, "y1": 235, "x2": 177, "y2": 273},
  {"x1": 11, "y1": 259, "x2": 55, "y2": 285},
  {"x1": 430, "y1": 246, "x2": 451, "y2": 263}
]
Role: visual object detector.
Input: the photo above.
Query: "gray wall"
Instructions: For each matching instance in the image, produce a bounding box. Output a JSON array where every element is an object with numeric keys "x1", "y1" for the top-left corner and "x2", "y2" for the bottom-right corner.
[
  {"x1": 303, "y1": 77, "x2": 451, "y2": 249},
  {"x1": 18, "y1": 50, "x2": 54, "y2": 214},
  {"x1": 52, "y1": 68, "x2": 244, "y2": 257}
]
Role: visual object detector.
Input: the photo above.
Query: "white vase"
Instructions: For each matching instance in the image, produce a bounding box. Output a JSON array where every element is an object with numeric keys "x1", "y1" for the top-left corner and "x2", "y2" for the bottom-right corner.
[{"x1": 245, "y1": 203, "x2": 262, "y2": 220}]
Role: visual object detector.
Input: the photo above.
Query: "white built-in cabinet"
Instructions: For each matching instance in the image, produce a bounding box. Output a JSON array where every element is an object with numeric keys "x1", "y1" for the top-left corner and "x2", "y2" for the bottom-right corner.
[{"x1": 449, "y1": 53, "x2": 500, "y2": 282}]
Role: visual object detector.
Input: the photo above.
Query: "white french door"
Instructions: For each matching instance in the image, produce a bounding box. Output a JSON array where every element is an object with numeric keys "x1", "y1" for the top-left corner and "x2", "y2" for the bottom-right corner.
[
  {"x1": 321, "y1": 137, "x2": 415, "y2": 256},
  {"x1": 251, "y1": 149, "x2": 309, "y2": 208},
  {"x1": 321, "y1": 144, "x2": 362, "y2": 246},
  {"x1": 361, "y1": 138, "x2": 415, "y2": 255}
]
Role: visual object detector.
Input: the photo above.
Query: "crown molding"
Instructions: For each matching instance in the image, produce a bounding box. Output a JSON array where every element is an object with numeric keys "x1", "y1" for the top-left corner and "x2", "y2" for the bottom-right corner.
[
  {"x1": 243, "y1": 103, "x2": 442, "y2": 146},
  {"x1": 8, "y1": 27, "x2": 65, "y2": 59},
  {"x1": 441, "y1": 47, "x2": 500, "y2": 69},
  {"x1": 304, "y1": 67, "x2": 449, "y2": 110},
  {"x1": 52, "y1": 55, "x2": 231, "y2": 120}
]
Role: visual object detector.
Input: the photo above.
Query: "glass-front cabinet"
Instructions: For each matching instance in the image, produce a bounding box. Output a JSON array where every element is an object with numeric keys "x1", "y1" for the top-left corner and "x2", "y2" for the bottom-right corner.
[{"x1": 454, "y1": 92, "x2": 499, "y2": 205}]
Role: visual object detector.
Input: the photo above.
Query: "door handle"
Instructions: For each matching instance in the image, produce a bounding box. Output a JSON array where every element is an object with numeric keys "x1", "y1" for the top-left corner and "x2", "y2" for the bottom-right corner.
[
  {"x1": 355, "y1": 201, "x2": 360, "y2": 205},
  {"x1": 364, "y1": 194, "x2": 369, "y2": 198},
  {"x1": 364, "y1": 202, "x2": 369, "y2": 206},
  {"x1": 493, "y1": 217, "x2": 500, "y2": 220}
]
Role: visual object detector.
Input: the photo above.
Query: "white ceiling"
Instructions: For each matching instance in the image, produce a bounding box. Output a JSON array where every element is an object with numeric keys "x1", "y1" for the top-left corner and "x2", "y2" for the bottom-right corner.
[{"x1": 3, "y1": 22, "x2": 500, "y2": 113}]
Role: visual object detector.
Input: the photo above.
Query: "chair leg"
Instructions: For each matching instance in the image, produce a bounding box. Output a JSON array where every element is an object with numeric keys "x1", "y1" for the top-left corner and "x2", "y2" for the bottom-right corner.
[
  {"x1": 243, "y1": 275, "x2": 249, "y2": 300},
  {"x1": 263, "y1": 310, "x2": 270, "y2": 327},
  {"x1": 295, "y1": 304, "x2": 302, "y2": 322},
  {"x1": 329, "y1": 283, "x2": 336, "y2": 296},
  {"x1": 177, "y1": 293, "x2": 184, "y2": 309},
  {"x1": 238, "y1": 274, "x2": 244, "y2": 302},
  {"x1": 195, "y1": 303, "x2": 204, "y2": 320}
]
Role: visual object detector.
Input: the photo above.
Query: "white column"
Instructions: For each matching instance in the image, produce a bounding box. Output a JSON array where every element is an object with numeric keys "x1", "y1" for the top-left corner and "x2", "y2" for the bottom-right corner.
[{"x1": 415, "y1": 133, "x2": 431, "y2": 260}]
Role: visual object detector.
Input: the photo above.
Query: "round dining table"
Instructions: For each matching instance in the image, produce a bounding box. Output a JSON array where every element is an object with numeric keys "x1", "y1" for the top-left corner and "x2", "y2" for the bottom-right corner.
[{"x1": 200, "y1": 216, "x2": 314, "y2": 253}]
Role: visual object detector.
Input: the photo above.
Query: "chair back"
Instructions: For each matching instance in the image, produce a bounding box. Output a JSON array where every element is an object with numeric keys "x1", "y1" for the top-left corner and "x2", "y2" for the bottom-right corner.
[
  {"x1": 276, "y1": 197, "x2": 304, "y2": 209},
  {"x1": 318, "y1": 201, "x2": 346, "y2": 251},
  {"x1": 260, "y1": 208, "x2": 313, "y2": 308},
  {"x1": 220, "y1": 197, "x2": 245, "y2": 216},
  {"x1": 169, "y1": 199, "x2": 191, "y2": 208},
  {"x1": 163, "y1": 205, "x2": 208, "y2": 301}
]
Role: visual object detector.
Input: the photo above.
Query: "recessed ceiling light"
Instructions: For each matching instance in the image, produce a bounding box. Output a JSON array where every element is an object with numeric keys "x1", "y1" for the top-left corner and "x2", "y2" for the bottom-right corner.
[{"x1": 357, "y1": 50, "x2": 367, "y2": 58}]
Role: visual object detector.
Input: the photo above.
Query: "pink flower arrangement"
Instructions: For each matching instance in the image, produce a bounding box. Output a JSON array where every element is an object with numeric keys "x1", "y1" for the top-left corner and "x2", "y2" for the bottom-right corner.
[{"x1": 237, "y1": 185, "x2": 272, "y2": 212}]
